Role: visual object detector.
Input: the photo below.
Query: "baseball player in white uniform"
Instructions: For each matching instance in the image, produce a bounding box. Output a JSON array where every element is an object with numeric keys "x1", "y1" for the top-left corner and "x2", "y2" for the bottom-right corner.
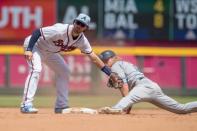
[
  {"x1": 20, "y1": 14, "x2": 113, "y2": 114},
  {"x1": 99, "y1": 50, "x2": 197, "y2": 114}
]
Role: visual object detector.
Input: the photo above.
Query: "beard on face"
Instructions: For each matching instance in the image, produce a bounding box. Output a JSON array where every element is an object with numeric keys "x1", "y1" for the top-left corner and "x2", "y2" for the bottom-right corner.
[{"x1": 73, "y1": 26, "x2": 82, "y2": 34}]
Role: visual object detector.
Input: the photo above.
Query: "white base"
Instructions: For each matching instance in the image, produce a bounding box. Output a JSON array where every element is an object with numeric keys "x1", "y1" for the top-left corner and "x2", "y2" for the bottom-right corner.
[{"x1": 62, "y1": 107, "x2": 98, "y2": 114}]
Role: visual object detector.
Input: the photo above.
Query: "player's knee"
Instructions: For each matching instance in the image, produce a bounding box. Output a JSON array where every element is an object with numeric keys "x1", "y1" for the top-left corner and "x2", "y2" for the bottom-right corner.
[
  {"x1": 175, "y1": 104, "x2": 190, "y2": 114},
  {"x1": 57, "y1": 67, "x2": 70, "y2": 78},
  {"x1": 32, "y1": 71, "x2": 40, "y2": 79},
  {"x1": 174, "y1": 110, "x2": 188, "y2": 114},
  {"x1": 31, "y1": 66, "x2": 42, "y2": 73},
  {"x1": 59, "y1": 71, "x2": 69, "y2": 79}
]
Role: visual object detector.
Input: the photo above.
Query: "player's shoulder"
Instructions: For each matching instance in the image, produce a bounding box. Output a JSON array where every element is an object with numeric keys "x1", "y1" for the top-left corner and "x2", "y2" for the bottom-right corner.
[
  {"x1": 112, "y1": 61, "x2": 123, "y2": 68},
  {"x1": 52, "y1": 23, "x2": 68, "y2": 30},
  {"x1": 114, "y1": 60, "x2": 128, "y2": 65},
  {"x1": 41, "y1": 23, "x2": 68, "y2": 32},
  {"x1": 53, "y1": 23, "x2": 68, "y2": 27},
  {"x1": 113, "y1": 60, "x2": 133, "y2": 68}
]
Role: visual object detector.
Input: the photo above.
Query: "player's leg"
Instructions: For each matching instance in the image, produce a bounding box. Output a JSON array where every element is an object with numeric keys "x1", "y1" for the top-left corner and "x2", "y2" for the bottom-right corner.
[
  {"x1": 112, "y1": 84, "x2": 154, "y2": 111},
  {"x1": 44, "y1": 53, "x2": 70, "y2": 113},
  {"x1": 21, "y1": 47, "x2": 42, "y2": 113},
  {"x1": 151, "y1": 85, "x2": 197, "y2": 114}
]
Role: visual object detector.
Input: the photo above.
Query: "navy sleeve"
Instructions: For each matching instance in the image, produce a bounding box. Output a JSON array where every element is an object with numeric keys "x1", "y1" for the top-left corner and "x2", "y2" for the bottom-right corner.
[
  {"x1": 101, "y1": 66, "x2": 112, "y2": 76},
  {"x1": 26, "y1": 29, "x2": 41, "y2": 51}
]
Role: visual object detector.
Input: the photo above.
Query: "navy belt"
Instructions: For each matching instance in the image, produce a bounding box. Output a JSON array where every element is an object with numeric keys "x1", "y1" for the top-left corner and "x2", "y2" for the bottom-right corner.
[
  {"x1": 138, "y1": 77, "x2": 145, "y2": 80},
  {"x1": 128, "y1": 77, "x2": 145, "y2": 89}
]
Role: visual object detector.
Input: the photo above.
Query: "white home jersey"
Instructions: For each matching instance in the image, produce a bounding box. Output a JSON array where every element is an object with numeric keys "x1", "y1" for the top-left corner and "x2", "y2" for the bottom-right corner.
[
  {"x1": 22, "y1": 23, "x2": 93, "y2": 111},
  {"x1": 25, "y1": 23, "x2": 92, "y2": 54}
]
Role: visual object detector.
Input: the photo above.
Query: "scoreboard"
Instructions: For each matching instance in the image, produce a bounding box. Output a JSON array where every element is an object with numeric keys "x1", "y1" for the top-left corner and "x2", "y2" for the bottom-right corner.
[
  {"x1": 173, "y1": 0, "x2": 197, "y2": 40},
  {"x1": 1, "y1": 0, "x2": 197, "y2": 42},
  {"x1": 103, "y1": 0, "x2": 197, "y2": 41},
  {"x1": 57, "y1": 0, "x2": 197, "y2": 41}
]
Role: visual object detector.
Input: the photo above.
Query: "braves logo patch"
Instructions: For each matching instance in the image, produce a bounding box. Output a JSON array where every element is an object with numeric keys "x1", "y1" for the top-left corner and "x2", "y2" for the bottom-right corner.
[{"x1": 53, "y1": 39, "x2": 76, "y2": 52}]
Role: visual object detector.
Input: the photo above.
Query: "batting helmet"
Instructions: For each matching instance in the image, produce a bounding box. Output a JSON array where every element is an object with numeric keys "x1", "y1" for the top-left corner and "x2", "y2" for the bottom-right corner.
[
  {"x1": 74, "y1": 13, "x2": 91, "y2": 28},
  {"x1": 99, "y1": 50, "x2": 116, "y2": 61}
]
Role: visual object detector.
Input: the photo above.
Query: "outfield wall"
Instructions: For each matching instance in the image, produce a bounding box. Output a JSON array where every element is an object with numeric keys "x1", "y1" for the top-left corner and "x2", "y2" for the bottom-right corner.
[{"x1": 0, "y1": 46, "x2": 197, "y2": 95}]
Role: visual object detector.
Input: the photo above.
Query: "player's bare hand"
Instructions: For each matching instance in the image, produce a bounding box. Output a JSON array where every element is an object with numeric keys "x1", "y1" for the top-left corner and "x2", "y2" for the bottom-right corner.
[
  {"x1": 24, "y1": 51, "x2": 33, "y2": 61},
  {"x1": 125, "y1": 106, "x2": 132, "y2": 114}
]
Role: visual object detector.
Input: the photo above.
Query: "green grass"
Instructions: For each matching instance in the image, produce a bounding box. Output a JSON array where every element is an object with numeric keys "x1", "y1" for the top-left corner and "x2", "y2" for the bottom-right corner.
[
  {"x1": 0, "y1": 95, "x2": 122, "y2": 108},
  {"x1": 0, "y1": 95, "x2": 197, "y2": 109}
]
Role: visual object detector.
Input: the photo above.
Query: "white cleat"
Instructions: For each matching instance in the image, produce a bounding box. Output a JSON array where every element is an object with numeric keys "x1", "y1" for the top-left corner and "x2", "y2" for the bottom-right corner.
[
  {"x1": 20, "y1": 105, "x2": 38, "y2": 114},
  {"x1": 99, "y1": 107, "x2": 123, "y2": 114}
]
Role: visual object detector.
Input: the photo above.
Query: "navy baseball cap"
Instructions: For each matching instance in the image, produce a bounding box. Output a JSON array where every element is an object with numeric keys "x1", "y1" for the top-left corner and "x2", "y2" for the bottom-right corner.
[{"x1": 99, "y1": 50, "x2": 116, "y2": 61}]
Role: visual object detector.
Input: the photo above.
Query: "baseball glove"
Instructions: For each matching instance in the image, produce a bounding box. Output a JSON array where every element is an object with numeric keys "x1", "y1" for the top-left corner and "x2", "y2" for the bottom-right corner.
[{"x1": 107, "y1": 72, "x2": 123, "y2": 89}]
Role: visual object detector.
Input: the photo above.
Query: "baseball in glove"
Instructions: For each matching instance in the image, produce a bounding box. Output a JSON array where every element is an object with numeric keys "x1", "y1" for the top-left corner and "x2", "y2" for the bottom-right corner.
[{"x1": 107, "y1": 72, "x2": 124, "y2": 89}]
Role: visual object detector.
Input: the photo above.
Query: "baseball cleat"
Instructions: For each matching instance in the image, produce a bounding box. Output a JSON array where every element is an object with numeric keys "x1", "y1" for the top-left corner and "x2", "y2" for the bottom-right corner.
[
  {"x1": 54, "y1": 106, "x2": 70, "y2": 114},
  {"x1": 99, "y1": 107, "x2": 123, "y2": 114},
  {"x1": 20, "y1": 105, "x2": 38, "y2": 114}
]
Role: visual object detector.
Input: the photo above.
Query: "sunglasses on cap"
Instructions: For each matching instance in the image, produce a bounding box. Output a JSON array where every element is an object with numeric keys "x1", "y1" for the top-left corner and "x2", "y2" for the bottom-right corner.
[{"x1": 75, "y1": 21, "x2": 86, "y2": 28}]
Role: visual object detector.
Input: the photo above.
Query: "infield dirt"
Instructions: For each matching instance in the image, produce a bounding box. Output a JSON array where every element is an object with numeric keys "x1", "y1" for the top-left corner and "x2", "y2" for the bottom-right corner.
[{"x1": 0, "y1": 108, "x2": 197, "y2": 131}]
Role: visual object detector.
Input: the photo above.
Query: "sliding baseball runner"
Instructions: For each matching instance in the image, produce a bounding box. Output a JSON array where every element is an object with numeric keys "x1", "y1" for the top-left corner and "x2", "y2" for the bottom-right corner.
[{"x1": 98, "y1": 50, "x2": 197, "y2": 115}]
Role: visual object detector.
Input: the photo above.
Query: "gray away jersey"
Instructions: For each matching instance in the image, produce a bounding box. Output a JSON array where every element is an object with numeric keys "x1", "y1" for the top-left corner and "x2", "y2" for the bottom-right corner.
[{"x1": 111, "y1": 61, "x2": 144, "y2": 88}]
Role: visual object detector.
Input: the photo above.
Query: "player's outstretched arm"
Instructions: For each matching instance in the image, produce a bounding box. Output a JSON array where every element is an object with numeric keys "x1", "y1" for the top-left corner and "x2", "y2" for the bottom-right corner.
[
  {"x1": 86, "y1": 52, "x2": 122, "y2": 86},
  {"x1": 86, "y1": 52, "x2": 105, "y2": 68},
  {"x1": 86, "y1": 52, "x2": 111, "y2": 76}
]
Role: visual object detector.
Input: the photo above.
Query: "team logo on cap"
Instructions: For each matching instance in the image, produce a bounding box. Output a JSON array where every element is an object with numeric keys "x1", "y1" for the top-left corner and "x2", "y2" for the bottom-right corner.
[{"x1": 81, "y1": 17, "x2": 86, "y2": 21}]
